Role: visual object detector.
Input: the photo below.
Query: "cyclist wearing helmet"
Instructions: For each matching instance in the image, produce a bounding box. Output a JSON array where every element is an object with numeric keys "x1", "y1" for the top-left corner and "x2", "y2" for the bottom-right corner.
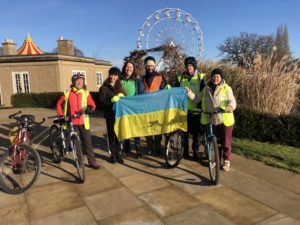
[
  {"x1": 175, "y1": 56, "x2": 206, "y2": 160},
  {"x1": 186, "y1": 68, "x2": 236, "y2": 171},
  {"x1": 56, "y1": 72, "x2": 100, "y2": 169},
  {"x1": 137, "y1": 56, "x2": 166, "y2": 156}
]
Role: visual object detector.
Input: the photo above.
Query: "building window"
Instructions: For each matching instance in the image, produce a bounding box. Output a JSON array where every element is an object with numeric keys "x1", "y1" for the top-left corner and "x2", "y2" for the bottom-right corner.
[
  {"x1": 12, "y1": 72, "x2": 30, "y2": 94},
  {"x1": 96, "y1": 72, "x2": 103, "y2": 86}
]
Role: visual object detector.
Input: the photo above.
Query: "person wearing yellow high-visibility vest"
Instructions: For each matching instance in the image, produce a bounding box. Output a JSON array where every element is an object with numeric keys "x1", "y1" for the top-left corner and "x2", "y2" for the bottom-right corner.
[
  {"x1": 56, "y1": 73, "x2": 100, "y2": 169},
  {"x1": 175, "y1": 56, "x2": 206, "y2": 160},
  {"x1": 186, "y1": 68, "x2": 236, "y2": 171}
]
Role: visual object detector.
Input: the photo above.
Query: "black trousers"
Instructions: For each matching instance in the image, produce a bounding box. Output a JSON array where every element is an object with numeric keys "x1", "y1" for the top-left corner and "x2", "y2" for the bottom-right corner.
[
  {"x1": 183, "y1": 111, "x2": 201, "y2": 156},
  {"x1": 74, "y1": 125, "x2": 97, "y2": 164},
  {"x1": 105, "y1": 119, "x2": 121, "y2": 159}
]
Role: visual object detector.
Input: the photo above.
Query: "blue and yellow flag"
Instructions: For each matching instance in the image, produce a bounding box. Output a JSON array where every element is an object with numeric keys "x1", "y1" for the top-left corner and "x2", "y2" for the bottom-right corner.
[{"x1": 114, "y1": 88, "x2": 187, "y2": 140}]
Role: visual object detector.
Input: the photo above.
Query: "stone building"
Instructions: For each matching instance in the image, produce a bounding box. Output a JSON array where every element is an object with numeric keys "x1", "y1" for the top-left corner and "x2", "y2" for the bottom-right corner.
[{"x1": 0, "y1": 34, "x2": 111, "y2": 106}]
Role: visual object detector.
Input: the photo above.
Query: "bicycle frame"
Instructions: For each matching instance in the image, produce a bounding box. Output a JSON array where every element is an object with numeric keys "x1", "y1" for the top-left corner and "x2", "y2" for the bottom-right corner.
[{"x1": 12, "y1": 125, "x2": 30, "y2": 170}]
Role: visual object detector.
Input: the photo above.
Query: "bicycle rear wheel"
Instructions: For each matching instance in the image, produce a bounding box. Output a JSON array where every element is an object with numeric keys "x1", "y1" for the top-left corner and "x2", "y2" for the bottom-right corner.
[
  {"x1": 0, "y1": 144, "x2": 41, "y2": 194},
  {"x1": 49, "y1": 125, "x2": 62, "y2": 163},
  {"x1": 71, "y1": 135, "x2": 85, "y2": 183},
  {"x1": 207, "y1": 137, "x2": 220, "y2": 185},
  {"x1": 165, "y1": 131, "x2": 184, "y2": 168}
]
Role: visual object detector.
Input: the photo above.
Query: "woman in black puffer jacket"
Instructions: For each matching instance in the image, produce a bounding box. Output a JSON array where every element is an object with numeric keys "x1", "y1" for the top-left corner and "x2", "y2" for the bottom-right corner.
[{"x1": 99, "y1": 67, "x2": 126, "y2": 164}]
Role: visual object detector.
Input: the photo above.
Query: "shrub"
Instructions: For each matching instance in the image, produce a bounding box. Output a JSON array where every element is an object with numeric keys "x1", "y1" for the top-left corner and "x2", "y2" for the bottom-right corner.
[
  {"x1": 11, "y1": 91, "x2": 102, "y2": 109},
  {"x1": 234, "y1": 106, "x2": 300, "y2": 147},
  {"x1": 11, "y1": 92, "x2": 62, "y2": 108}
]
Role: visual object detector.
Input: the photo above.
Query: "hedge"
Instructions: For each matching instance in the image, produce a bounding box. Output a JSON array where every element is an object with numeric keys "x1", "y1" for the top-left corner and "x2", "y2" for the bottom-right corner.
[
  {"x1": 11, "y1": 92, "x2": 102, "y2": 109},
  {"x1": 234, "y1": 106, "x2": 300, "y2": 148},
  {"x1": 11, "y1": 93, "x2": 300, "y2": 147}
]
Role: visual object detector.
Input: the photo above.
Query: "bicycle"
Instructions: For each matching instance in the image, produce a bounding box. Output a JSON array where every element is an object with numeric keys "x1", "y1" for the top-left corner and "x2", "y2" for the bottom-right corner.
[
  {"x1": 48, "y1": 112, "x2": 85, "y2": 183},
  {"x1": 164, "y1": 109, "x2": 221, "y2": 185},
  {"x1": 0, "y1": 111, "x2": 44, "y2": 194}
]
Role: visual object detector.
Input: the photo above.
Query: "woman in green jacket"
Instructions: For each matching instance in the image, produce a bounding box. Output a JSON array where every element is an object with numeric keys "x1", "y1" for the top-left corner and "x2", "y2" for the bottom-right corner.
[{"x1": 120, "y1": 60, "x2": 142, "y2": 158}]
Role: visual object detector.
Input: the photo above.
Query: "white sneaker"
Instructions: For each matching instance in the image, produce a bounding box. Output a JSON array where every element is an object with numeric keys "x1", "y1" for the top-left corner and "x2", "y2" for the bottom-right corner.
[{"x1": 223, "y1": 160, "x2": 230, "y2": 171}]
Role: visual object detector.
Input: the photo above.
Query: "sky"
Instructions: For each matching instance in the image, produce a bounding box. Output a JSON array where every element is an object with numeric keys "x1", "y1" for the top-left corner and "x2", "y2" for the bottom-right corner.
[{"x1": 0, "y1": 0, "x2": 299, "y2": 67}]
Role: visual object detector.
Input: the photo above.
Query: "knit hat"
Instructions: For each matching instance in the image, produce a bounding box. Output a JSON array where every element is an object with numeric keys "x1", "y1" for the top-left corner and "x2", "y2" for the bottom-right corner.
[
  {"x1": 109, "y1": 67, "x2": 121, "y2": 76},
  {"x1": 144, "y1": 56, "x2": 156, "y2": 67}
]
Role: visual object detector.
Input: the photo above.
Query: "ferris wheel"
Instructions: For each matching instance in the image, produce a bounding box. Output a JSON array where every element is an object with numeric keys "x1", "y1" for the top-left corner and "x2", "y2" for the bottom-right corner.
[{"x1": 137, "y1": 8, "x2": 203, "y2": 59}]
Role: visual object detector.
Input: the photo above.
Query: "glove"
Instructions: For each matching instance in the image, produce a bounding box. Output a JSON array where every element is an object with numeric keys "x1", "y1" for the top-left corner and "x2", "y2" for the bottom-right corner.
[
  {"x1": 111, "y1": 95, "x2": 120, "y2": 103},
  {"x1": 85, "y1": 105, "x2": 94, "y2": 115},
  {"x1": 165, "y1": 84, "x2": 171, "y2": 89}
]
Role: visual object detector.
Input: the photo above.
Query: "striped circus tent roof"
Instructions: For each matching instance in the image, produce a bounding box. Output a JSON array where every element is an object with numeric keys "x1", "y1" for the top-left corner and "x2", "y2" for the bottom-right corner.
[{"x1": 17, "y1": 33, "x2": 43, "y2": 55}]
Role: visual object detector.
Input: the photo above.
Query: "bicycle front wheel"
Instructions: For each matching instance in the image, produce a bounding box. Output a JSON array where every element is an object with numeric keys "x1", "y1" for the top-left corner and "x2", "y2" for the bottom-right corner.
[
  {"x1": 71, "y1": 135, "x2": 85, "y2": 183},
  {"x1": 165, "y1": 131, "x2": 184, "y2": 168},
  {"x1": 49, "y1": 125, "x2": 62, "y2": 163},
  {"x1": 207, "y1": 137, "x2": 220, "y2": 185},
  {"x1": 0, "y1": 144, "x2": 41, "y2": 194}
]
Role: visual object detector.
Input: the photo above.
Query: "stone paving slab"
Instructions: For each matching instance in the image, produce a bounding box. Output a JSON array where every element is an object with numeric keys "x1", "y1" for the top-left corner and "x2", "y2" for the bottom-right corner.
[
  {"x1": 76, "y1": 169, "x2": 122, "y2": 197},
  {"x1": 1, "y1": 108, "x2": 300, "y2": 225},
  {"x1": 0, "y1": 203, "x2": 30, "y2": 225},
  {"x1": 165, "y1": 205, "x2": 236, "y2": 225},
  {"x1": 84, "y1": 187, "x2": 143, "y2": 221},
  {"x1": 231, "y1": 154, "x2": 300, "y2": 194},
  {"x1": 26, "y1": 182, "x2": 85, "y2": 221},
  {"x1": 256, "y1": 213, "x2": 300, "y2": 225},
  {"x1": 100, "y1": 206, "x2": 164, "y2": 225},
  {"x1": 231, "y1": 179, "x2": 300, "y2": 220},
  {"x1": 139, "y1": 186, "x2": 199, "y2": 217},
  {"x1": 31, "y1": 206, "x2": 98, "y2": 225},
  {"x1": 169, "y1": 174, "x2": 223, "y2": 195},
  {"x1": 196, "y1": 186, "x2": 278, "y2": 225},
  {"x1": 119, "y1": 172, "x2": 170, "y2": 195}
]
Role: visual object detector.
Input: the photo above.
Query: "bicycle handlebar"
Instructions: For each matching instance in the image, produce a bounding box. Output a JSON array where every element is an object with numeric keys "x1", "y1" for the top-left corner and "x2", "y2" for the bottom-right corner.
[
  {"x1": 192, "y1": 108, "x2": 226, "y2": 115},
  {"x1": 9, "y1": 112, "x2": 45, "y2": 127},
  {"x1": 8, "y1": 110, "x2": 22, "y2": 119}
]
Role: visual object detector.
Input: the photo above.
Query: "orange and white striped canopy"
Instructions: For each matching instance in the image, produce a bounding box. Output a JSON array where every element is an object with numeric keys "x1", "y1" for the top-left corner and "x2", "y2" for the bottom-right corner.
[{"x1": 17, "y1": 34, "x2": 43, "y2": 55}]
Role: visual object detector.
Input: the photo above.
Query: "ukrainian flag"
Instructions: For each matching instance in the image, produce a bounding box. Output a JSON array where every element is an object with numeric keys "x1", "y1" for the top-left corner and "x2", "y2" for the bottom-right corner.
[{"x1": 114, "y1": 87, "x2": 187, "y2": 140}]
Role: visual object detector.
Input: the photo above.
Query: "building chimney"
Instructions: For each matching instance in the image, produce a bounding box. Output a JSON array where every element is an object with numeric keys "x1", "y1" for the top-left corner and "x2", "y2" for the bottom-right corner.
[
  {"x1": 2, "y1": 39, "x2": 17, "y2": 55},
  {"x1": 57, "y1": 37, "x2": 74, "y2": 56}
]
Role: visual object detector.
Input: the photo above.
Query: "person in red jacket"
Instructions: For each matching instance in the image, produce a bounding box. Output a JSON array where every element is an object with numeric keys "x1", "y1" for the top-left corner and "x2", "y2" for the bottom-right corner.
[{"x1": 56, "y1": 72, "x2": 100, "y2": 169}]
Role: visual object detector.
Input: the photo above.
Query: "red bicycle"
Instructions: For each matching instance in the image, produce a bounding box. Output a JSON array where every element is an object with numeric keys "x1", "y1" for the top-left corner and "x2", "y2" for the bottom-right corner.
[{"x1": 0, "y1": 111, "x2": 44, "y2": 194}]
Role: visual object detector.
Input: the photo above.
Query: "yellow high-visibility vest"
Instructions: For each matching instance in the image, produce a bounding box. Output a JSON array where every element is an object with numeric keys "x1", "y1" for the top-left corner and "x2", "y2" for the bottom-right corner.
[
  {"x1": 201, "y1": 85, "x2": 235, "y2": 126},
  {"x1": 63, "y1": 88, "x2": 90, "y2": 129},
  {"x1": 178, "y1": 73, "x2": 205, "y2": 110}
]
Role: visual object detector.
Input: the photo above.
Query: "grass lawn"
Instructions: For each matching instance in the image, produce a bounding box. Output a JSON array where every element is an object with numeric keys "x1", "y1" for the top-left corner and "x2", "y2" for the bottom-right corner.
[{"x1": 232, "y1": 138, "x2": 300, "y2": 174}]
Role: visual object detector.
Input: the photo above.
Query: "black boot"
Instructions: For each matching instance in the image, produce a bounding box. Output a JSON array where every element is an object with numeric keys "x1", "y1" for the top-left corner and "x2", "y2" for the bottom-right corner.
[
  {"x1": 116, "y1": 154, "x2": 124, "y2": 164},
  {"x1": 110, "y1": 155, "x2": 117, "y2": 164},
  {"x1": 136, "y1": 146, "x2": 143, "y2": 159}
]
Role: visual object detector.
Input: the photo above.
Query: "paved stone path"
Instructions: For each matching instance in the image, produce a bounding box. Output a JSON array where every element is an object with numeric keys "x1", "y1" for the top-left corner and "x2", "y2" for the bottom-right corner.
[{"x1": 0, "y1": 108, "x2": 299, "y2": 225}]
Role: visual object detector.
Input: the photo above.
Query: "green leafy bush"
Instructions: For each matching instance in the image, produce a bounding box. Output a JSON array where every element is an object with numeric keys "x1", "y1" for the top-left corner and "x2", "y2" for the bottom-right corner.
[
  {"x1": 234, "y1": 106, "x2": 300, "y2": 148},
  {"x1": 11, "y1": 92, "x2": 102, "y2": 109}
]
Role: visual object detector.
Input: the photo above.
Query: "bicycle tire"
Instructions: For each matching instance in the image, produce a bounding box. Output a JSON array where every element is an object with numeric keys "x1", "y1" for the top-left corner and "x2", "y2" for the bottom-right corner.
[
  {"x1": 49, "y1": 125, "x2": 62, "y2": 163},
  {"x1": 207, "y1": 137, "x2": 220, "y2": 185},
  {"x1": 165, "y1": 131, "x2": 184, "y2": 168},
  {"x1": 0, "y1": 144, "x2": 41, "y2": 194},
  {"x1": 71, "y1": 135, "x2": 85, "y2": 183}
]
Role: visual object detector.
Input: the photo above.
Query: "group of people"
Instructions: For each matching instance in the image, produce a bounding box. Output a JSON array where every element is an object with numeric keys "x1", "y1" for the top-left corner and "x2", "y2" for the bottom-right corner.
[{"x1": 56, "y1": 55, "x2": 236, "y2": 172}]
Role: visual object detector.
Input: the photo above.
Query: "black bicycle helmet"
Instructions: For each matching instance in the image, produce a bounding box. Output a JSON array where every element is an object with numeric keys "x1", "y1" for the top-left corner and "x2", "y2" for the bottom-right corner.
[
  {"x1": 184, "y1": 56, "x2": 197, "y2": 69},
  {"x1": 211, "y1": 68, "x2": 224, "y2": 78},
  {"x1": 71, "y1": 72, "x2": 85, "y2": 84}
]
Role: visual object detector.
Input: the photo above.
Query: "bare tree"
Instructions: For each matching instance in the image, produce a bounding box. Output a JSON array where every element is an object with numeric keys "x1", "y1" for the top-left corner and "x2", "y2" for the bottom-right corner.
[
  {"x1": 218, "y1": 32, "x2": 274, "y2": 67},
  {"x1": 273, "y1": 24, "x2": 291, "y2": 63},
  {"x1": 124, "y1": 44, "x2": 185, "y2": 84}
]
